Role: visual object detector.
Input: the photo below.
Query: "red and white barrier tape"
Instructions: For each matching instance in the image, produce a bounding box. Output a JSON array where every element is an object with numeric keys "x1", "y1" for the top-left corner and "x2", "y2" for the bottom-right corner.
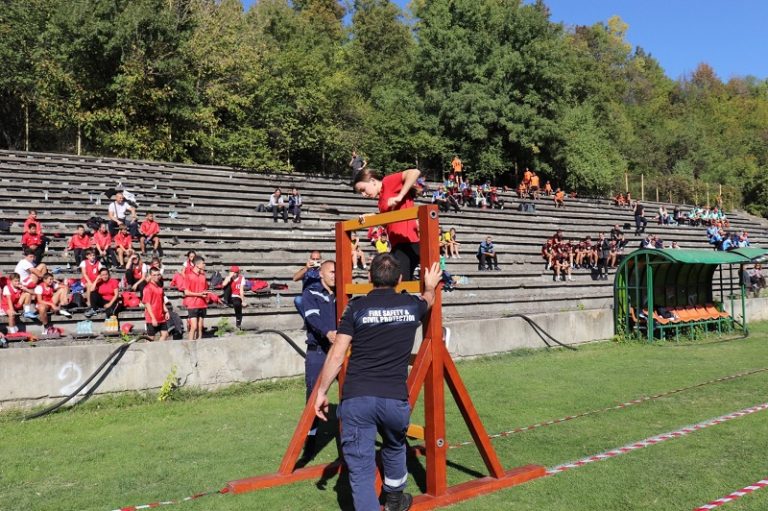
[
  {"x1": 447, "y1": 367, "x2": 768, "y2": 449},
  {"x1": 692, "y1": 478, "x2": 768, "y2": 510},
  {"x1": 112, "y1": 487, "x2": 229, "y2": 511},
  {"x1": 545, "y1": 402, "x2": 768, "y2": 476}
]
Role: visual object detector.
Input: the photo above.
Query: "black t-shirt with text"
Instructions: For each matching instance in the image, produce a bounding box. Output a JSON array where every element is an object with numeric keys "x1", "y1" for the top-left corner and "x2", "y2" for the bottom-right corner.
[{"x1": 338, "y1": 288, "x2": 428, "y2": 401}]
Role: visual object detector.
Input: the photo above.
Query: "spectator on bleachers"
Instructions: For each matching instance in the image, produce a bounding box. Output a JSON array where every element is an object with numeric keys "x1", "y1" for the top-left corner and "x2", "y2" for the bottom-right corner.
[
  {"x1": 21, "y1": 223, "x2": 45, "y2": 264},
  {"x1": 35, "y1": 272, "x2": 72, "y2": 333},
  {"x1": 351, "y1": 232, "x2": 367, "y2": 270},
  {"x1": 15, "y1": 248, "x2": 48, "y2": 290},
  {"x1": 720, "y1": 232, "x2": 739, "y2": 251},
  {"x1": 445, "y1": 227, "x2": 461, "y2": 258},
  {"x1": 349, "y1": 150, "x2": 367, "y2": 179},
  {"x1": 143, "y1": 266, "x2": 169, "y2": 341},
  {"x1": 107, "y1": 191, "x2": 138, "y2": 236},
  {"x1": 554, "y1": 188, "x2": 565, "y2": 208},
  {"x1": 516, "y1": 181, "x2": 527, "y2": 199},
  {"x1": 673, "y1": 205, "x2": 684, "y2": 225},
  {"x1": 654, "y1": 237, "x2": 665, "y2": 249},
  {"x1": 477, "y1": 236, "x2": 500, "y2": 271},
  {"x1": 543, "y1": 181, "x2": 553, "y2": 196},
  {"x1": 688, "y1": 206, "x2": 702, "y2": 226},
  {"x1": 125, "y1": 253, "x2": 149, "y2": 296},
  {"x1": 139, "y1": 212, "x2": 162, "y2": 257},
  {"x1": 607, "y1": 240, "x2": 619, "y2": 267},
  {"x1": 293, "y1": 250, "x2": 323, "y2": 291},
  {"x1": 181, "y1": 250, "x2": 197, "y2": 276},
  {"x1": 613, "y1": 193, "x2": 628, "y2": 207},
  {"x1": 267, "y1": 188, "x2": 288, "y2": 223},
  {"x1": 2, "y1": 273, "x2": 36, "y2": 331},
  {"x1": 523, "y1": 168, "x2": 532, "y2": 190},
  {"x1": 375, "y1": 231, "x2": 390, "y2": 254},
  {"x1": 93, "y1": 223, "x2": 118, "y2": 268},
  {"x1": 596, "y1": 233, "x2": 610, "y2": 279},
  {"x1": 609, "y1": 224, "x2": 623, "y2": 240},
  {"x1": 221, "y1": 266, "x2": 245, "y2": 330},
  {"x1": 749, "y1": 264, "x2": 766, "y2": 294},
  {"x1": 487, "y1": 186, "x2": 504, "y2": 209},
  {"x1": 288, "y1": 187, "x2": 303, "y2": 223},
  {"x1": 23, "y1": 209, "x2": 42, "y2": 235},
  {"x1": 553, "y1": 244, "x2": 573, "y2": 281},
  {"x1": 183, "y1": 255, "x2": 209, "y2": 340},
  {"x1": 738, "y1": 231, "x2": 750, "y2": 247},
  {"x1": 432, "y1": 186, "x2": 460, "y2": 213},
  {"x1": 67, "y1": 225, "x2": 91, "y2": 266},
  {"x1": 615, "y1": 233, "x2": 629, "y2": 257},
  {"x1": 473, "y1": 185, "x2": 487, "y2": 208},
  {"x1": 633, "y1": 202, "x2": 648, "y2": 234},
  {"x1": 353, "y1": 167, "x2": 421, "y2": 279},
  {"x1": 529, "y1": 172, "x2": 541, "y2": 200},
  {"x1": 658, "y1": 206, "x2": 673, "y2": 225},
  {"x1": 80, "y1": 249, "x2": 103, "y2": 307},
  {"x1": 85, "y1": 267, "x2": 121, "y2": 319},
  {"x1": 706, "y1": 224, "x2": 719, "y2": 243},
  {"x1": 113, "y1": 224, "x2": 134, "y2": 268},
  {"x1": 451, "y1": 155, "x2": 463, "y2": 184},
  {"x1": 640, "y1": 234, "x2": 653, "y2": 249},
  {"x1": 670, "y1": 241, "x2": 681, "y2": 249},
  {"x1": 709, "y1": 228, "x2": 724, "y2": 248}
]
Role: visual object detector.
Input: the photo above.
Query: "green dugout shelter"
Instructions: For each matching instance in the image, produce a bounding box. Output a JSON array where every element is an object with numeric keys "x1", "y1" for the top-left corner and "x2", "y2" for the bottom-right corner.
[{"x1": 614, "y1": 247, "x2": 768, "y2": 341}]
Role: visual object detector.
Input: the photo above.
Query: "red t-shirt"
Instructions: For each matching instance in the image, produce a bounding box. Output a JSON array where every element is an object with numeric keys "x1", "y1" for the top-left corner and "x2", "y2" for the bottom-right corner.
[
  {"x1": 140, "y1": 220, "x2": 160, "y2": 237},
  {"x1": 93, "y1": 230, "x2": 112, "y2": 250},
  {"x1": 378, "y1": 172, "x2": 419, "y2": 247},
  {"x1": 21, "y1": 232, "x2": 43, "y2": 247},
  {"x1": 114, "y1": 232, "x2": 132, "y2": 249},
  {"x1": 35, "y1": 282, "x2": 55, "y2": 303},
  {"x1": 142, "y1": 281, "x2": 165, "y2": 323},
  {"x1": 183, "y1": 270, "x2": 208, "y2": 309},
  {"x1": 2, "y1": 284, "x2": 22, "y2": 312},
  {"x1": 69, "y1": 233, "x2": 92, "y2": 250},
  {"x1": 96, "y1": 278, "x2": 119, "y2": 302}
]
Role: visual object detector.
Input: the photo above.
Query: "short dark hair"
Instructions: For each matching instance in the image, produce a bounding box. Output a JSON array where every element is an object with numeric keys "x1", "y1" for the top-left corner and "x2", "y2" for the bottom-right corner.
[
  {"x1": 370, "y1": 253, "x2": 401, "y2": 288},
  {"x1": 193, "y1": 255, "x2": 205, "y2": 265},
  {"x1": 352, "y1": 168, "x2": 378, "y2": 188},
  {"x1": 23, "y1": 247, "x2": 36, "y2": 257},
  {"x1": 149, "y1": 267, "x2": 161, "y2": 275}
]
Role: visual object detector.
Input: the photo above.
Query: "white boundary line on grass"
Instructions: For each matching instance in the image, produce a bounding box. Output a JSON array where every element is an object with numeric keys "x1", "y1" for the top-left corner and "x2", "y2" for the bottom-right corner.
[
  {"x1": 692, "y1": 478, "x2": 768, "y2": 510},
  {"x1": 545, "y1": 402, "x2": 768, "y2": 477}
]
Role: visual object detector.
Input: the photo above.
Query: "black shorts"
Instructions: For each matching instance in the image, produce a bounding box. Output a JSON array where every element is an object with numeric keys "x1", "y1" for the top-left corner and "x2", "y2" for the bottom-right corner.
[
  {"x1": 187, "y1": 308, "x2": 207, "y2": 319},
  {"x1": 147, "y1": 322, "x2": 168, "y2": 335}
]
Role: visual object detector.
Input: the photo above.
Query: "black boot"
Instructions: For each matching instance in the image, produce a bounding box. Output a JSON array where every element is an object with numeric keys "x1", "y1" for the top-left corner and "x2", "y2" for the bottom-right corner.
[{"x1": 384, "y1": 491, "x2": 413, "y2": 511}]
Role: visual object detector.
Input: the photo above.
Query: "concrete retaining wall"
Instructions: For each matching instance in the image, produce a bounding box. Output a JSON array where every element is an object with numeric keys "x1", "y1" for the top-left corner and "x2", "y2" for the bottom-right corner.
[{"x1": 2, "y1": 300, "x2": 765, "y2": 410}]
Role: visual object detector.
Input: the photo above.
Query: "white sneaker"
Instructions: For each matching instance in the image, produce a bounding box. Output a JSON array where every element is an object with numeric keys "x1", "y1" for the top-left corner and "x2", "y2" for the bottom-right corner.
[{"x1": 59, "y1": 309, "x2": 72, "y2": 318}]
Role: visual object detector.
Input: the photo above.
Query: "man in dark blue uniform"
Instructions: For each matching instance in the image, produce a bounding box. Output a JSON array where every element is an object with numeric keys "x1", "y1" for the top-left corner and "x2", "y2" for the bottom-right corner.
[
  {"x1": 300, "y1": 259, "x2": 336, "y2": 461},
  {"x1": 314, "y1": 254, "x2": 441, "y2": 511}
]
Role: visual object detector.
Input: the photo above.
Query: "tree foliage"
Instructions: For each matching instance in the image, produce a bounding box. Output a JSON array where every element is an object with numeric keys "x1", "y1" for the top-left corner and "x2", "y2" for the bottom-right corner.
[{"x1": 1, "y1": 0, "x2": 768, "y2": 214}]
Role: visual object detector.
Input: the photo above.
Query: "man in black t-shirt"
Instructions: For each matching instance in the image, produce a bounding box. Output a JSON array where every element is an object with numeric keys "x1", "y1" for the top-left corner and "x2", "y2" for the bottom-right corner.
[
  {"x1": 314, "y1": 254, "x2": 441, "y2": 511},
  {"x1": 349, "y1": 150, "x2": 367, "y2": 180}
]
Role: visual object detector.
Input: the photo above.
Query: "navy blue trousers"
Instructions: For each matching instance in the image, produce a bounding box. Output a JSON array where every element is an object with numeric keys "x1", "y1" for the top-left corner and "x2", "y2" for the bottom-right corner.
[
  {"x1": 340, "y1": 396, "x2": 411, "y2": 511},
  {"x1": 305, "y1": 345, "x2": 327, "y2": 436}
]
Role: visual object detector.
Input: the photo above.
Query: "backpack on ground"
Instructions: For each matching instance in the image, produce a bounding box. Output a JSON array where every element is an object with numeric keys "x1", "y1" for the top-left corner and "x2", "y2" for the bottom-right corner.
[
  {"x1": 121, "y1": 291, "x2": 141, "y2": 308},
  {"x1": 167, "y1": 310, "x2": 184, "y2": 340},
  {"x1": 209, "y1": 271, "x2": 224, "y2": 289}
]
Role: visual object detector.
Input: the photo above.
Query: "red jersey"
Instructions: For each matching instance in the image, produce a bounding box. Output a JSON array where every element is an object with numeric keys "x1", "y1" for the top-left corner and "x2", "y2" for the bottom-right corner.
[
  {"x1": 140, "y1": 220, "x2": 160, "y2": 237},
  {"x1": 21, "y1": 232, "x2": 43, "y2": 247},
  {"x1": 182, "y1": 261, "x2": 195, "y2": 276},
  {"x1": 183, "y1": 270, "x2": 208, "y2": 309},
  {"x1": 231, "y1": 275, "x2": 244, "y2": 297},
  {"x1": 80, "y1": 259, "x2": 102, "y2": 285},
  {"x1": 378, "y1": 172, "x2": 419, "y2": 247},
  {"x1": 96, "y1": 278, "x2": 119, "y2": 301},
  {"x1": 2, "y1": 284, "x2": 23, "y2": 312},
  {"x1": 24, "y1": 218, "x2": 42, "y2": 234},
  {"x1": 142, "y1": 281, "x2": 165, "y2": 323},
  {"x1": 69, "y1": 233, "x2": 92, "y2": 250},
  {"x1": 35, "y1": 282, "x2": 55, "y2": 303},
  {"x1": 93, "y1": 230, "x2": 113, "y2": 250},
  {"x1": 114, "y1": 232, "x2": 132, "y2": 250}
]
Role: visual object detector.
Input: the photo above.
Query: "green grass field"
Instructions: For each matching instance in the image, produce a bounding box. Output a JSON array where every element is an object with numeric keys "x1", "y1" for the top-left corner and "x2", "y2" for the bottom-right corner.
[{"x1": 3, "y1": 324, "x2": 768, "y2": 511}]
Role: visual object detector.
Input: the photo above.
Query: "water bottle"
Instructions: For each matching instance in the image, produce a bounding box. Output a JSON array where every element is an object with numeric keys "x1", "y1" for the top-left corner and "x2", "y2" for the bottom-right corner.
[
  {"x1": 44, "y1": 191, "x2": 49, "y2": 201},
  {"x1": 276, "y1": 293, "x2": 281, "y2": 308}
]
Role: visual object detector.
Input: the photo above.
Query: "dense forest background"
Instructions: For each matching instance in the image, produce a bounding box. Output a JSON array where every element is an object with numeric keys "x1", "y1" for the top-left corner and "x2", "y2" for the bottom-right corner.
[{"x1": 2, "y1": 0, "x2": 768, "y2": 216}]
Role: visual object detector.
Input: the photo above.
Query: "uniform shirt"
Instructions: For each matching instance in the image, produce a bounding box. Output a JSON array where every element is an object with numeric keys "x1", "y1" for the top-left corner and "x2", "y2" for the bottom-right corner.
[
  {"x1": 93, "y1": 230, "x2": 113, "y2": 250},
  {"x1": 96, "y1": 278, "x2": 119, "y2": 302},
  {"x1": 114, "y1": 232, "x2": 132, "y2": 249},
  {"x1": 14, "y1": 259, "x2": 35, "y2": 283},
  {"x1": 2, "y1": 284, "x2": 23, "y2": 311},
  {"x1": 140, "y1": 220, "x2": 160, "y2": 237},
  {"x1": 68, "y1": 233, "x2": 92, "y2": 250},
  {"x1": 378, "y1": 172, "x2": 419, "y2": 247},
  {"x1": 34, "y1": 282, "x2": 55, "y2": 303},
  {"x1": 338, "y1": 288, "x2": 428, "y2": 401},
  {"x1": 231, "y1": 274, "x2": 245, "y2": 297},
  {"x1": 301, "y1": 281, "x2": 337, "y2": 348},
  {"x1": 80, "y1": 259, "x2": 103, "y2": 284},
  {"x1": 24, "y1": 218, "x2": 42, "y2": 234},
  {"x1": 183, "y1": 270, "x2": 208, "y2": 309},
  {"x1": 142, "y1": 281, "x2": 166, "y2": 323},
  {"x1": 21, "y1": 232, "x2": 43, "y2": 247}
]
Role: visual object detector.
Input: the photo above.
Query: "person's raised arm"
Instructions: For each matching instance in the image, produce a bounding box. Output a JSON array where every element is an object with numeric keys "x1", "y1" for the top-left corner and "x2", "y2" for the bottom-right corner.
[
  {"x1": 387, "y1": 168, "x2": 421, "y2": 208},
  {"x1": 420, "y1": 261, "x2": 441, "y2": 310},
  {"x1": 314, "y1": 332, "x2": 352, "y2": 421}
]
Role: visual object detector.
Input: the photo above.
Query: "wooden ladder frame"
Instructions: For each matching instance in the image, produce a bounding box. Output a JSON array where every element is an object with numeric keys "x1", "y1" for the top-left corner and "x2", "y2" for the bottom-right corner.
[{"x1": 227, "y1": 205, "x2": 545, "y2": 509}]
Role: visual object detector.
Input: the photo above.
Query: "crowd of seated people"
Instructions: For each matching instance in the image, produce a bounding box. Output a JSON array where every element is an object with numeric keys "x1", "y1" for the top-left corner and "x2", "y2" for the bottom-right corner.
[
  {"x1": 439, "y1": 227, "x2": 461, "y2": 259},
  {"x1": 437, "y1": 175, "x2": 505, "y2": 210},
  {"x1": 707, "y1": 227, "x2": 750, "y2": 251},
  {"x1": 542, "y1": 228, "x2": 629, "y2": 281}
]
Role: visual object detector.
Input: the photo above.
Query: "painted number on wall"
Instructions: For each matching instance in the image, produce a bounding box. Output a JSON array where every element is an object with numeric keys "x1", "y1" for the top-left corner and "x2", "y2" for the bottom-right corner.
[{"x1": 58, "y1": 362, "x2": 84, "y2": 395}]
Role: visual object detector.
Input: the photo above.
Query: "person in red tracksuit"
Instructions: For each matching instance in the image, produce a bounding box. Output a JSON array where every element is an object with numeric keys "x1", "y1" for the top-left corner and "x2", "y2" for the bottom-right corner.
[
  {"x1": 93, "y1": 223, "x2": 117, "y2": 268},
  {"x1": 113, "y1": 224, "x2": 134, "y2": 268},
  {"x1": 221, "y1": 265, "x2": 246, "y2": 330},
  {"x1": 67, "y1": 225, "x2": 92, "y2": 266},
  {"x1": 79, "y1": 249, "x2": 103, "y2": 307},
  {"x1": 183, "y1": 256, "x2": 209, "y2": 340}
]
